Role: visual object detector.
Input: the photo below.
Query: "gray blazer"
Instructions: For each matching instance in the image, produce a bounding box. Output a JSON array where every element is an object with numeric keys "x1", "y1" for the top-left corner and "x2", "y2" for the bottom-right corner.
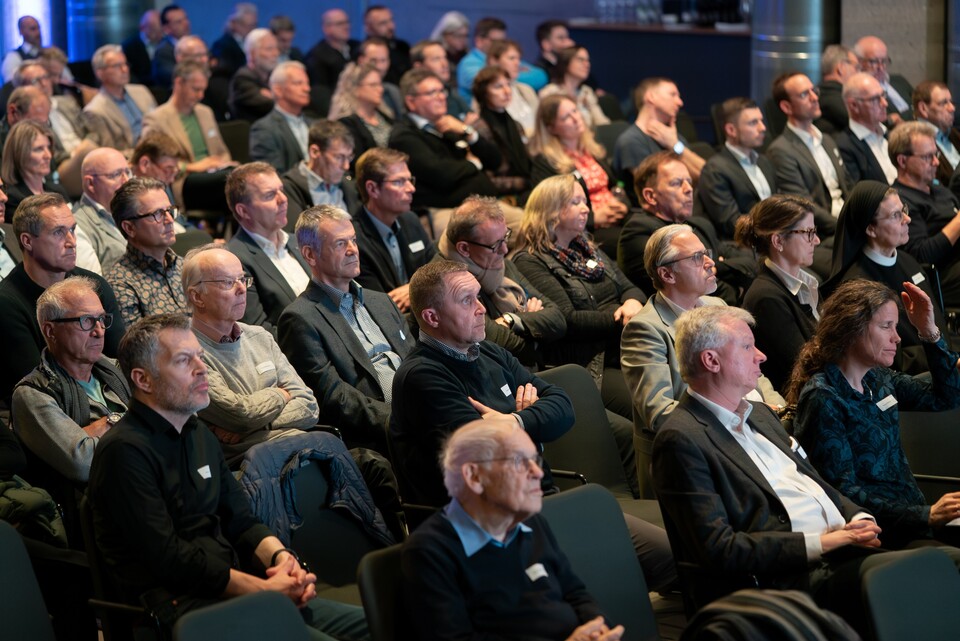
[
  {"x1": 226, "y1": 227, "x2": 310, "y2": 337},
  {"x1": 73, "y1": 198, "x2": 127, "y2": 271},
  {"x1": 277, "y1": 281, "x2": 416, "y2": 449},
  {"x1": 766, "y1": 127, "x2": 851, "y2": 235},
  {"x1": 249, "y1": 109, "x2": 310, "y2": 173}
]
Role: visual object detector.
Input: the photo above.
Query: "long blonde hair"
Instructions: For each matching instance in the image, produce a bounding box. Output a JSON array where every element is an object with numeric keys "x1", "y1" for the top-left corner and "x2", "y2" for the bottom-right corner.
[
  {"x1": 528, "y1": 94, "x2": 605, "y2": 174},
  {"x1": 328, "y1": 62, "x2": 389, "y2": 120},
  {"x1": 514, "y1": 174, "x2": 587, "y2": 255}
]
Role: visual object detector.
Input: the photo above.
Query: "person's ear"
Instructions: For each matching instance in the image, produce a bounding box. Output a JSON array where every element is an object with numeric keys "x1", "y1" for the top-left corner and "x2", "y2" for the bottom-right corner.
[
  {"x1": 129, "y1": 367, "x2": 153, "y2": 394},
  {"x1": 865, "y1": 223, "x2": 878, "y2": 238},
  {"x1": 421, "y1": 307, "x2": 441, "y2": 329}
]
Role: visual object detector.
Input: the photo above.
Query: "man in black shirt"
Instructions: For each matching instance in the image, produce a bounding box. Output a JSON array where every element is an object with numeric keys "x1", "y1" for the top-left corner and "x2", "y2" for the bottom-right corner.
[{"x1": 88, "y1": 313, "x2": 368, "y2": 638}]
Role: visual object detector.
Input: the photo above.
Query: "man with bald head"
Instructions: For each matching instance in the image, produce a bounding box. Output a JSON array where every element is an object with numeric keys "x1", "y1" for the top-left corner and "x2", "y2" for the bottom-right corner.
[
  {"x1": 305, "y1": 9, "x2": 360, "y2": 87},
  {"x1": 403, "y1": 418, "x2": 624, "y2": 641},
  {"x1": 834, "y1": 71, "x2": 897, "y2": 184},
  {"x1": 74, "y1": 148, "x2": 131, "y2": 271},
  {"x1": 854, "y1": 35, "x2": 913, "y2": 125}
]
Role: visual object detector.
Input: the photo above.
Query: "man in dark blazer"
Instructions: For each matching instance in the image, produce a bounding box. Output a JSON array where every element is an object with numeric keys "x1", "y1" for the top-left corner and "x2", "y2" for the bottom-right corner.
[
  {"x1": 388, "y1": 69, "x2": 499, "y2": 210},
  {"x1": 654, "y1": 305, "x2": 889, "y2": 627},
  {"x1": 278, "y1": 206, "x2": 416, "y2": 451},
  {"x1": 767, "y1": 72, "x2": 849, "y2": 237},
  {"x1": 210, "y1": 3, "x2": 258, "y2": 79},
  {"x1": 914, "y1": 80, "x2": 960, "y2": 186},
  {"x1": 250, "y1": 61, "x2": 312, "y2": 173},
  {"x1": 305, "y1": 9, "x2": 359, "y2": 88},
  {"x1": 814, "y1": 45, "x2": 859, "y2": 135},
  {"x1": 225, "y1": 163, "x2": 311, "y2": 337},
  {"x1": 281, "y1": 120, "x2": 362, "y2": 229},
  {"x1": 152, "y1": 5, "x2": 191, "y2": 88},
  {"x1": 121, "y1": 10, "x2": 163, "y2": 86},
  {"x1": 353, "y1": 148, "x2": 434, "y2": 311},
  {"x1": 227, "y1": 28, "x2": 279, "y2": 123},
  {"x1": 696, "y1": 97, "x2": 777, "y2": 240},
  {"x1": 834, "y1": 72, "x2": 897, "y2": 185}
]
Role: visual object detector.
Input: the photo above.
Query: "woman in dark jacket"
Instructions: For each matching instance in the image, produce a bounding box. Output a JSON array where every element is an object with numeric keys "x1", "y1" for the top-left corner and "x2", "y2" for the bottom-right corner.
[
  {"x1": 512, "y1": 173, "x2": 644, "y2": 418},
  {"x1": 472, "y1": 65, "x2": 532, "y2": 204},
  {"x1": 2, "y1": 120, "x2": 69, "y2": 221},
  {"x1": 735, "y1": 194, "x2": 822, "y2": 392}
]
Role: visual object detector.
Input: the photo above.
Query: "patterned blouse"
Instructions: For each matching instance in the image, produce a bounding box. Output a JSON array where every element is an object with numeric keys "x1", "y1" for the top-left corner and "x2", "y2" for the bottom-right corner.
[
  {"x1": 565, "y1": 148, "x2": 616, "y2": 212},
  {"x1": 106, "y1": 246, "x2": 187, "y2": 327},
  {"x1": 793, "y1": 337, "x2": 960, "y2": 540}
]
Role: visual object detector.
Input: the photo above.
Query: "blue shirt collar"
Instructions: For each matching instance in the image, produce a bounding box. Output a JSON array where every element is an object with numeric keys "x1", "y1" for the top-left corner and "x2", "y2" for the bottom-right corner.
[{"x1": 443, "y1": 498, "x2": 532, "y2": 557}]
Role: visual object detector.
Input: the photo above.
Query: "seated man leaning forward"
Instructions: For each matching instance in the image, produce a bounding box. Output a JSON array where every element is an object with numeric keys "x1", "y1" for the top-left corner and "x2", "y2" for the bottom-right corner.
[
  {"x1": 183, "y1": 244, "x2": 319, "y2": 465},
  {"x1": 403, "y1": 418, "x2": 624, "y2": 641},
  {"x1": 87, "y1": 313, "x2": 369, "y2": 639}
]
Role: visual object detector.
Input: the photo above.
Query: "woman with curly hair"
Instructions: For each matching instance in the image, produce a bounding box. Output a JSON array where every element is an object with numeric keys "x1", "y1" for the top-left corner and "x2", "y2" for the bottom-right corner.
[
  {"x1": 328, "y1": 62, "x2": 394, "y2": 165},
  {"x1": 787, "y1": 278, "x2": 960, "y2": 549}
]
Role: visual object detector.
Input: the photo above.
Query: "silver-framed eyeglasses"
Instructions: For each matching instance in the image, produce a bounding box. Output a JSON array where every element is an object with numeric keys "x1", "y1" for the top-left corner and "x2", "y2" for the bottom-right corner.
[
  {"x1": 90, "y1": 167, "x2": 133, "y2": 181},
  {"x1": 474, "y1": 453, "x2": 544, "y2": 472},
  {"x1": 658, "y1": 248, "x2": 713, "y2": 268},
  {"x1": 381, "y1": 176, "x2": 416, "y2": 188},
  {"x1": 132, "y1": 206, "x2": 178, "y2": 223},
  {"x1": 49, "y1": 314, "x2": 113, "y2": 331},
  {"x1": 877, "y1": 204, "x2": 909, "y2": 223},
  {"x1": 781, "y1": 228, "x2": 819, "y2": 242},
  {"x1": 199, "y1": 276, "x2": 254, "y2": 291}
]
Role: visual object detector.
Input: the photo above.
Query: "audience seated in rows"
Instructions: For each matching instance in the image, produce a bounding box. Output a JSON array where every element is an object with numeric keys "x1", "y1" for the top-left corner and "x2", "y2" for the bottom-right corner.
[{"x1": 356, "y1": 38, "x2": 404, "y2": 120}]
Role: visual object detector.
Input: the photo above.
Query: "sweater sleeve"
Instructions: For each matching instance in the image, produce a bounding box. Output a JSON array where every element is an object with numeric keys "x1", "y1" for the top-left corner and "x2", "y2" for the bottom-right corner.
[{"x1": 268, "y1": 332, "x2": 320, "y2": 429}]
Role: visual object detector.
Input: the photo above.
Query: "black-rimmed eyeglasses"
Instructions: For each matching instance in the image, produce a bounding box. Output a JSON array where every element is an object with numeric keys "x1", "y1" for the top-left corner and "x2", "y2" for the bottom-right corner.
[
  {"x1": 658, "y1": 248, "x2": 713, "y2": 268},
  {"x1": 131, "y1": 206, "x2": 178, "y2": 223},
  {"x1": 49, "y1": 314, "x2": 113, "y2": 331},
  {"x1": 465, "y1": 228, "x2": 512, "y2": 253},
  {"x1": 781, "y1": 228, "x2": 819, "y2": 243}
]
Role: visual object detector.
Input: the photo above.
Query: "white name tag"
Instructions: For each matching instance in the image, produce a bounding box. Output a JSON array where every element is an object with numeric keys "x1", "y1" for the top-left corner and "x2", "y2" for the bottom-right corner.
[
  {"x1": 789, "y1": 436, "x2": 808, "y2": 459},
  {"x1": 399, "y1": 329, "x2": 406, "y2": 340},
  {"x1": 255, "y1": 361, "x2": 276, "y2": 374},
  {"x1": 197, "y1": 465, "x2": 212, "y2": 479},
  {"x1": 501, "y1": 383, "x2": 512, "y2": 396},
  {"x1": 876, "y1": 395, "x2": 898, "y2": 411},
  {"x1": 912, "y1": 272, "x2": 926, "y2": 285},
  {"x1": 586, "y1": 259, "x2": 598, "y2": 269},
  {"x1": 525, "y1": 563, "x2": 548, "y2": 582},
  {"x1": 207, "y1": 129, "x2": 218, "y2": 139},
  {"x1": 408, "y1": 240, "x2": 425, "y2": 253}
]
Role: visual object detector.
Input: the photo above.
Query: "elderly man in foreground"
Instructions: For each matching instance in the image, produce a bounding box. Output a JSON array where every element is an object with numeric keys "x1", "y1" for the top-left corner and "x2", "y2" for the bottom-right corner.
[{"x1": 402, "y1": 419, "x2": 624, "y2": 641}]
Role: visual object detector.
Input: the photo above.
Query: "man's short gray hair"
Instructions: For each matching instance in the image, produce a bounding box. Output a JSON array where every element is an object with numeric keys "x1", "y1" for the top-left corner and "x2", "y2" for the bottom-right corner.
[
  {"x1": 888, "y1": 120, "x2": 937, "y2": 165},
  {"x1": 244, "y1": 28, "x2": 273, "y2": 59},
  {"x1": 118, "y1": 313, "x2": 192, "y2": 385},
  {"x1": 445, "y1": 196, "x2": 504, "y2": 244},
  {"x1": 644, "y1": 223, "x2": 692, "y2": 291},
  {"x1": 269, "y1": 60, "x2": 306, "y2": 88},
  {"x1": 675, "y1": 306, "x2": 755, "y2": 381},
  {"x1": 36, "y1": 276, "x2": 100, "y2": 325},
  {"x1": 92, "y1": 44, "x2": 123, "y2": 70},
  {"x1": 295, "y1": 205, "x2": 352, "y2": 253},
  {"x1": 821, "y1": 44, "x2": 853, "y2": 77},
  {"x1": 440, "y1": 421, "x2": 508, "y2": 499},
  {"x1": 12, "y1": 60, "x2": 47, "y2": 87},
  {"x1": 181, "y1": 243, "x2": 232, "y2": 310}
]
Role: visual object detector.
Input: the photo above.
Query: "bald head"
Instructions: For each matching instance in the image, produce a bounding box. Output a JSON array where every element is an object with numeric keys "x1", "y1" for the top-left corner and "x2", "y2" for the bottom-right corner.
[
  {"x1": 843, "y1": 71, "x2": 887, "y2": 130},
  {"x1": 854, "y1": 35, "x2": 891, "y2": 83},
  {"x1": 182, "y1": 244, "x2": 248, "y2": 320},
  {"x1": 82, "y1": 147, "x2": 132, "y2": 208}
]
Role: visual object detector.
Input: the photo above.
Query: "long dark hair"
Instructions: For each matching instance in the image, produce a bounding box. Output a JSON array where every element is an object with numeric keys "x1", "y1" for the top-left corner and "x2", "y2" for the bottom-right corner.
[{"x1": 784, "y1": 279, "x2": 898, "y2": 403}]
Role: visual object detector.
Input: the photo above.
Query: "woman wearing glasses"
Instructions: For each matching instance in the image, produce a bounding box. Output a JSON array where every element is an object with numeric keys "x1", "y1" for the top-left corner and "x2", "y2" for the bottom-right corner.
[
  {"x1": 512, "y1": 174, "x2": 644, "y2": 418},
  {"x1": 786, "y1": 278, "x2": 960, "y2": 549},
  {"x1": 328, "y1": 62, "x2": 394, "y2": 168},
  {"x1": 1, "y1": 121, "x2": 69, "y2": 222},
  {"x1": 824, "y1": 181, "x2": 950, "y2": 374},
  {"x1": 735, "y1": 194, "x2": 821, "y2": 392}
]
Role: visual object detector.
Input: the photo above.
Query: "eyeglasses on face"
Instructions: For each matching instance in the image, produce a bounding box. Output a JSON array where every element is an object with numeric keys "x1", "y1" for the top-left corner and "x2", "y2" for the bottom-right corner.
[
  {"x1": 877, "y1": 204, "x2": 909, "y2": 223},
  {"x1": 473, "y1": 453, "x2": 544, "y2": 472},
  {"x1": 50, "y1": 313, "x2": 113, "y2": 331},
  {"x1": 854, "y1": 94, "x2": 885, "y2": 106},
  {"x1": 132, "y1": 206, "x2": 178, "y2": 223},
  {"x1": 658, "y1": 248, "x2": 713, "y2": 268},
  {"x1": 380, "y1": 176, "x2": 416, "y2": 188},
  {"x1": 464, "y1": 228, "x2": 512, "y2": 253},
  {"x1": 198, "y1": 276, "x2": 254, "y2": 291},
  {"x1": 414, "y1": 87, "x2": 448, "y2": 98},
  {"x1": 860, "y1": 56, "x2": 892, "y2": 68},
  {"x1": 90, "y1": 167, "x2": 133, "y2": 181},
  {"x1": 904, "y1": 152, "x2": 937, "y2": 164},
  {"x1": 781, "y1": 228, "x2": 819, "y2": 243}
]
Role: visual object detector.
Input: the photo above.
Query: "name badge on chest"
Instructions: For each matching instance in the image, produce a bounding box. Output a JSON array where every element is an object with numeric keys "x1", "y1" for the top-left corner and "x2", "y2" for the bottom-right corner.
[{"x1": 876, "y1": 395, "x2": 898, "y2": 411}]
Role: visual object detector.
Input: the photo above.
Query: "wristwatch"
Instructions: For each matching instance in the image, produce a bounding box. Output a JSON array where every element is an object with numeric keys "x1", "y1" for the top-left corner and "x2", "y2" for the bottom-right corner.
[
  {"x1": 106, "y1": 412, "x2": 124, "y2": 426},
  {"x1": 673, "y1": 140, "x2": 685, "y2": 155},
  {"x1": 463, "y1": 124, "x2": 476, "y2": 137}
]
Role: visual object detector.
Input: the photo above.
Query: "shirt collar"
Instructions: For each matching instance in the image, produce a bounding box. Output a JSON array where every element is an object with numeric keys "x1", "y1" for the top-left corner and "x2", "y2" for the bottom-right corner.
[
  {"x1": 126, "y1": 244, "x2": 177, "y2": 272},
  {"x1": 315, "y1": 278, "x2": 363, "y2": 307},
  {"x1": 848, "y1": 118, "x2": 886, "y2": 142},
  {"x1": 862, "y1": 244, "x2": 898, "y2": 266},
  {"x1": 192, "y1": 316, "x2": 244, "y2": 343},
  {"x1": 787, "y1": 122, "x2": 822, "y2": 146},
  {"x1": 443, "y1": 498, "x2": 532, "y2": 557},
  {"x1": 245, "y1": 227, "x2": 289, "y2": 256},
  {"x1": 764, "y1": 258, "x2": 817, "y2": 297},
  {"x1": 81, "y1": 193, "x2": 111, "y2": 218},
  {"x1": 419, "y1": 332, "x2": 480, "y2": 362},
  {"x1": 688, "y1": 389, "x2": 754, "y2": 433},
  {"x1": 298, "y1": 160, "x2": 338, "y2": 193},
  {"x1": 364, "y1": 208, "x2": 398, "y2": 243},
  {"x1": 659, "y1": 292, "x2": 703, "y2": 318},
  {"x1": 275, "y1": 105, "x2": 305, "y2": 122},
  {"x1": 725, "y1": 142, "x2": 759, "y2": 165},
  {"x1": 407, "y1": 112, "x2": 433, "y2": 131}
]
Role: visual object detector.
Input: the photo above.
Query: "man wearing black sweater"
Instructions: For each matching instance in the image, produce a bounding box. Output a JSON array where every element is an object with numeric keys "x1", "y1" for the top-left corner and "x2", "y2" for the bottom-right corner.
[{"x1": 402, "y1": 419, "x2": 623, "y2": 641}]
